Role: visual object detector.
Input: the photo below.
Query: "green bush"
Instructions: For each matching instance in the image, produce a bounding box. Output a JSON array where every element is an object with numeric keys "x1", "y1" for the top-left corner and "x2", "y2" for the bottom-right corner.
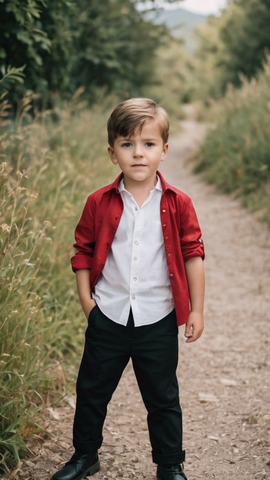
[
  {"x1": 194, "y1": 60, "x2": 270, "y2": 225},
  {"x1": 0, "y1": 0, "x2": 170, "y2": 106},
  {"x1": 191, "y1": 0, "x2": 270, "y2": 100}
]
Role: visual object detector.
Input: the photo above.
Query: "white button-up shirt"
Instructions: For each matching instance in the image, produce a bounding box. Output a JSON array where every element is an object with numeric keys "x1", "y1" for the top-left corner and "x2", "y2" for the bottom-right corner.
[{"x1": 92, "y1": 176, "x2": 174, "y2": 326}]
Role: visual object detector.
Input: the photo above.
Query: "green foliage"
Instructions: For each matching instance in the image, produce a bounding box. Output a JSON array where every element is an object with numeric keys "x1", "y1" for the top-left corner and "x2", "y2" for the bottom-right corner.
[
  {"x1": 0, "y1": 66, "x2": 25, "y2": 92},
  {"x1": 192, "y1": 15, "x2": 227, "y2": 100},
  {"x1": 30, "y1": 0, "x2": 77, "y2": 96},
  {"x1": 194, "y1": 59, "x2": 270, "y2": 225},
  {"x1": 192, "y1": 0, "x2": 270, "y2": 99},
  {"x1": 219, "y1": 0, "x2": 270, "y2": 85},
  {"x1": 0, "y1": 0, "x2": 171, "y2": 105},
  {"x1": 0, "y1": 91, "x2": 116, "y2": 472},
  {"x1": 0, "y1": 0, "x2": 51, "y2": 101},
  {"x1": 143, "y1": 39, "x2": 195, "y2": 121},
  {"x1": 70, "y1": 0, "x2": 168, "y2": 99}
]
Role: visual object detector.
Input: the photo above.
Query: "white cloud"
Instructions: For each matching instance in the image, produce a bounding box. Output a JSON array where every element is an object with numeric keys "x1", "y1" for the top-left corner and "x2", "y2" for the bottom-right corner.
[
  {"x1": 161, "y1": 0, "x2": 228, "y2": 15},
  {"x1": 179, "y1": 0, "x2": 228, "y2": 15}
]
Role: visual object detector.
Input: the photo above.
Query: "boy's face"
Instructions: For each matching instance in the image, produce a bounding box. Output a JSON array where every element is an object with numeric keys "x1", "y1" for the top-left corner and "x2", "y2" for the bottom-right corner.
[{"x1": 108, "y1": 119, "x2": 168, "y2": 189}]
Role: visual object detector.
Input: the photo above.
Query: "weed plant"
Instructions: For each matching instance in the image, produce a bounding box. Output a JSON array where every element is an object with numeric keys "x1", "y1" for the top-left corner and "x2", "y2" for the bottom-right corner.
[
  {"x1": 195, "y1": 59, "x2": 270, "y2": 225},
  {"x1": 0, "y1": 90, "x2": 115, "y2": 473}
]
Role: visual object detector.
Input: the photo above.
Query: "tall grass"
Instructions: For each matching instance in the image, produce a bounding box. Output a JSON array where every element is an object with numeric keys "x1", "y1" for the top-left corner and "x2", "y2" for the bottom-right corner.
[
  {"x1": 0, "y1": 90, "x2": 115, "y2": 473},
  {"x1": 194, "y1": 59, "x2": 270, "y2": 225}
]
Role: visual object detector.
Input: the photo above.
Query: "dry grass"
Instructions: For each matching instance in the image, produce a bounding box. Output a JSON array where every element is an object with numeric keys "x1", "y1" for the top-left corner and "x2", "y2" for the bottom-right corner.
[
  {"x1": 0, "y1": 90, "x2": 115, "y2": 473},
  {"x1": 194, "y1": 59, "x2": 270, "y2": 226}
]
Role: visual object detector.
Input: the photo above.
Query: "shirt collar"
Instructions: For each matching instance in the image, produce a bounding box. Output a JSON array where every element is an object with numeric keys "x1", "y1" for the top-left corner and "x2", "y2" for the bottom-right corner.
[
  {"x1": 118, "y1": 175, "x2": 162, "y2": 193},
  {"x1": 105, "y1": 171, "x2": 178, "y2": 195}
]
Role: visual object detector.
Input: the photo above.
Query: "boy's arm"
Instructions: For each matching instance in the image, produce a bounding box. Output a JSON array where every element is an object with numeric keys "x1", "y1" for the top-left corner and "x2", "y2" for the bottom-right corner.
[
  {"x1": 184, "y1": 256, "x2": 205, "y2": 343},
  {"x1": 76, "y1": 268, "x2": 96, "y2": 319}
]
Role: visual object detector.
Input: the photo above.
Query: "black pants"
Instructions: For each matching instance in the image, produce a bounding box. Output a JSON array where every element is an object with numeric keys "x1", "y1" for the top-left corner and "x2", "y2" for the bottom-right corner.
[{"x1": 73, "y1": 306, "x2": 185, "y2": 464}]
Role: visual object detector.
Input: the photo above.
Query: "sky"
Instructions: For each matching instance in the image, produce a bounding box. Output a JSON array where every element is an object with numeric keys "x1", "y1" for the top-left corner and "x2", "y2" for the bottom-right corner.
[{"x1": 164, "y1": 0, "x2": 228, "y2": 15}]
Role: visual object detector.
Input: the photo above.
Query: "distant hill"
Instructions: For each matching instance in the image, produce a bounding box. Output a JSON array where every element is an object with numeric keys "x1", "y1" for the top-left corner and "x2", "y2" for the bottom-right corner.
[{"x1": 145, "y1": 8, "x2": 207, "y2": 51}]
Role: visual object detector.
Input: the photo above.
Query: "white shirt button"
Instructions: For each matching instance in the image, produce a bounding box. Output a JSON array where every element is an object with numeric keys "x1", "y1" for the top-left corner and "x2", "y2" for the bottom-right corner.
[
  {"x1": 133, "y1": 257, "x2": 138, "y2": 261},
  {"x1": 133, "y1": 277, "x2": 138, "y2": 281},
  {"x1": 135, "y1": 207, "x2": 138, "y2": 211},
  {"x1": 134, "y1": 240, "x2": 139, "y2": 245},
  {"x1": 132, "y1": 295, "x2": 136, "y2": 300}
]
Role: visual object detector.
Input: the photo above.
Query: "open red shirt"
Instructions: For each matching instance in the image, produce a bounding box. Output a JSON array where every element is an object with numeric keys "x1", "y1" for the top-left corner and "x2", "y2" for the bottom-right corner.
[{"x1": 71, "y1": 171, "x2": 205, "y2": 326}]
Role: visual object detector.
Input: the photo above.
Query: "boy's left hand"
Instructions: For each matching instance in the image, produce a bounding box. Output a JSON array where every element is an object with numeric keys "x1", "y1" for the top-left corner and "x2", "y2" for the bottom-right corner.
[{"x1": 184, "y1": 311, "x2": 204, "y2": 343}]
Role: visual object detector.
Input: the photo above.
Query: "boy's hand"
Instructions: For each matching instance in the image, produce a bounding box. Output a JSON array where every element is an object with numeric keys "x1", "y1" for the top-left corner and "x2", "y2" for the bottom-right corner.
[
  {"x1": 184, "y1": 256, "x2": 205, "y2": 343},
  {"x1": 85, "y1": 298, "x2": 97, "y2": 320},
  {"x1": 75, "y1": 269, "x2": 96, "y2": 320},
  {"x1": 184, "y1": 311, "x2": 204, "y2": 343}
]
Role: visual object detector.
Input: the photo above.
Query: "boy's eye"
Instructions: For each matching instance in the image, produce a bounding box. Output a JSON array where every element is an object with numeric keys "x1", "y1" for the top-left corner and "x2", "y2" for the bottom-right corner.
[
  {"x1": 122, "y1": 142, "x2": 132, "y2": 148},
  {"x1": 145, "y1": 142, "x2": 154, "y2": 147}
]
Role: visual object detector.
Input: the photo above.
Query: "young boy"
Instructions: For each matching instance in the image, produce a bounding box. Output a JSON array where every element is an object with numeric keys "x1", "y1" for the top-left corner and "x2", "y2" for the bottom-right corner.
[{"x1": 51, "y1": 98, "x2": 205, "y2": 480}]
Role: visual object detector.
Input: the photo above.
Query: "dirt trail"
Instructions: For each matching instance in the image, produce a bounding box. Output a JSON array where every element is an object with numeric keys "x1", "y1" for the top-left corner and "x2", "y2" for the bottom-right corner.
[{"x1": 15, "y1": 112, "x2": 270, "y2": 480}]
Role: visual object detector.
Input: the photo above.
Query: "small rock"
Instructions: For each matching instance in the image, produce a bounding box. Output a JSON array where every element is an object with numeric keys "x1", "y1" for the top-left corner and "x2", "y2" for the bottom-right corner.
[
  {"x1": 220, "y1": 378, "x2": 237, "y2": 386},
  {"x1": 199, "y1": 392, "x2": 218, "y2": 403},
  {"x1": 207, "y1": 435, "x2": 220, "y2": 442}
]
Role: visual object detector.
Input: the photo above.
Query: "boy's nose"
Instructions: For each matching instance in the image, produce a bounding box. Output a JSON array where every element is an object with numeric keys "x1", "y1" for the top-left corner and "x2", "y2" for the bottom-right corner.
[{"x1": 133, "y1": 145, "x2": 143, "y2": 157}]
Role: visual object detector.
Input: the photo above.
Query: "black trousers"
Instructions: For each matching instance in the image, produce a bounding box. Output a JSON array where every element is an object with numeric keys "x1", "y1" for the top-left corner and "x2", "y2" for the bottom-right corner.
[{"x1": 73, "y1": 306, "x2": 185, "y2": 464}]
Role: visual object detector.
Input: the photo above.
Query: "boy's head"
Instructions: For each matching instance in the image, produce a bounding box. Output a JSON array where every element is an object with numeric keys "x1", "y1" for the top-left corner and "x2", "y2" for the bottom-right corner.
[{"x1": 107, "y1": 98, "x2": 170, "y2": 147}]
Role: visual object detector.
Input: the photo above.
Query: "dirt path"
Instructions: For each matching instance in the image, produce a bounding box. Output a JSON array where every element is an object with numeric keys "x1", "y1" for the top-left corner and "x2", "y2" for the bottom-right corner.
[{"x1": 14, "y1": 114, "x2": 270, "y2": 480}]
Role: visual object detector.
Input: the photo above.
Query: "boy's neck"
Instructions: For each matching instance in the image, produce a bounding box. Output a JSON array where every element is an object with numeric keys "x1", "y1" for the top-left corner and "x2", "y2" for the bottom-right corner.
[{"x1": 123, "y1": 174, "x2": 158, "y2": 207}]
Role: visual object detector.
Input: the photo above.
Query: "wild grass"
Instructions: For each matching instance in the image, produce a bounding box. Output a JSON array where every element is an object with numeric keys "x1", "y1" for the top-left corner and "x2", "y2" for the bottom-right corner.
[
  {"x1": 194, "y1": 59, "x2": 270, "y2": 226},
  {"x1": 0, "y1": 90, "x2": 115, "y2": 473}
]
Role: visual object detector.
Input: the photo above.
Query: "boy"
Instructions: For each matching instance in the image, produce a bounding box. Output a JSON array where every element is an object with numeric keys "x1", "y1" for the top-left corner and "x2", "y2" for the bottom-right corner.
[{"x1": 51, "y1": 98, "x2": 205, "y2": 480}]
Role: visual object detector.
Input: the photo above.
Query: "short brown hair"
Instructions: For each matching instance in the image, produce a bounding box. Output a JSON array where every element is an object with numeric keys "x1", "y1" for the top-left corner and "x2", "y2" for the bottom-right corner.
[{"x1": 107, "y1": 98, "x2": 170, "y2": 147}]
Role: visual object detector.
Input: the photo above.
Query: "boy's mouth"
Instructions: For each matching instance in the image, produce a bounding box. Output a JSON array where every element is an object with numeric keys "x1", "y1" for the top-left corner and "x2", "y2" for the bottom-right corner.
[{"x1": 132, "y1": 164, "x2": 146, "y2": 167}]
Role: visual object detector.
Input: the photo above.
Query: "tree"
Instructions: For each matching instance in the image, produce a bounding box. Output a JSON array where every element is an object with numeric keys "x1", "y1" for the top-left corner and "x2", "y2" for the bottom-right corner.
[
  {"x1": 0, "y1": 0, "x2": 51, "y2": 100},
  {"x1": 191, "y1": 0, "x2": 270, "y2": 99},
  {"x1": 194, "y1": 15, "x2": 228, "y2": 99},
  {"x1": 219, "y1": 0, "x2": 270, "y2": 85},
  {"x1": 0, "y1": 0, "x2": 173, "y2": 105},
  {"x1": 71, "y1": 0, "x2": 168, "y2": 99}
]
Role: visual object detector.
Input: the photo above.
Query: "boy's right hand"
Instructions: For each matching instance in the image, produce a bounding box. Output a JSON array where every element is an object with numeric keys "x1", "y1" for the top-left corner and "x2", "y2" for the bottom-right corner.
[
  {"x1": 75, "y1": 269, "x2": 96, "y2": 320},
  {"x1": 85, "y1": 299, "x2": 97, "y2": 319}
]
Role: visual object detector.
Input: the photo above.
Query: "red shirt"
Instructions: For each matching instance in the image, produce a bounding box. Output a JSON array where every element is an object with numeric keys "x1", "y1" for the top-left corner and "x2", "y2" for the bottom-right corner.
[{"x1": 71, "y1": 171, "x2": 205, "y2": 326}]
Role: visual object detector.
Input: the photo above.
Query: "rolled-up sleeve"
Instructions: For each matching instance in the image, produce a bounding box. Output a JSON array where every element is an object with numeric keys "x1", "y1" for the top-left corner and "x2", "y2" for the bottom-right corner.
[
  {"x1": 71, "y1": 197, "x2": 96, "y2": 272},
  {"x1": 180, "y1": 196, "x2": 205, "y2": 262}
]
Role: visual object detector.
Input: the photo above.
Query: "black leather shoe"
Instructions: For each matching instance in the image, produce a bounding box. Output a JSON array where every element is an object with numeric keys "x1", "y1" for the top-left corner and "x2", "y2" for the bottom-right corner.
[
  {"x1": 157, "y1": 463, "x2": 188, "y2": 480},
  {"x1": 51, "y1": 451, "x2": 100, "y2": 480}
]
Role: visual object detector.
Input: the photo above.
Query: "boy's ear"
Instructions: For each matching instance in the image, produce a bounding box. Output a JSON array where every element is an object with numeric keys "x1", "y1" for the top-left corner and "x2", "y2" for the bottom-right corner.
[
  {"x1": 108, "y1": 146, "x2": 118, "y2": 165},
  {"x1": 161, "y1": 143, "x2": 169, "y2": 162}
]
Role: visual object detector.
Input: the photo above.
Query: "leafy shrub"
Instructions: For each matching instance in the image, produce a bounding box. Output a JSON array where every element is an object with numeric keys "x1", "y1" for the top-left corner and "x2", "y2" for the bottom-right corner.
[{"x1": 195, "y1": 60, "x2": 270, "y2": 225}]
